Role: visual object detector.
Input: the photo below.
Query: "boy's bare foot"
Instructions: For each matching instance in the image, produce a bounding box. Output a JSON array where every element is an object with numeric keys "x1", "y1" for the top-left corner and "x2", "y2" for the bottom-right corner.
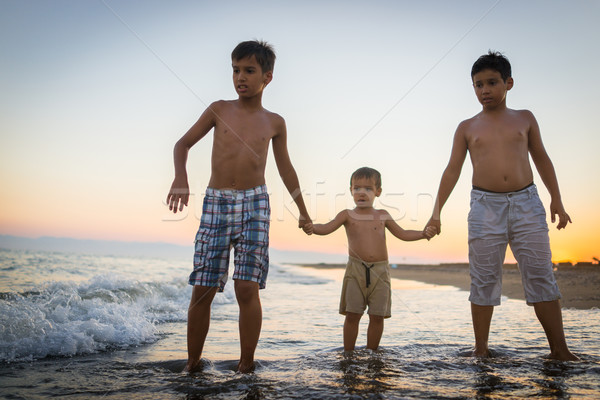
[
  {"x1": 547, "y1": 350, "x2": 580, "y2": 361},
  {"x1": 183, "y1": 359, "x2": 203, "y2": 373},
  {"x1": 471, "y1": 348, "x2": 490, "y2": 358},
  {"x1": 237, "y1": 360, "x2": 255, "y2": 374}
]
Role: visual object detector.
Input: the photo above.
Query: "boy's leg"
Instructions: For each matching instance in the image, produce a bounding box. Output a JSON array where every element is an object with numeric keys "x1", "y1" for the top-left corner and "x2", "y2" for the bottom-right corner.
[
  {"x1": 511, "y1": 248, "x2": 577, "y2": 360},
  {"x1": 234, "y1": 279, "x2": 262, "y2": 373},
  {"x1": 366, "y1": 314, "x2": 384, "y2": 350},
  {"x1": 230, "y1": 186, "x2": 270, "y2": 372},
  {"x1": 533, "y1": 300, "x2": 578, "y2": 361},
  {"x1": 468, "y1": 241, "x2": 503, "y2": 357},
  {"x1": 343, "y1": 312, "x2": 362, "y2": 351},
  {"x1": 471, "y1": 303, "x2": 494, "y2": 357},
  {"x1": 508, "y1": 187, "x2": 577, "y2": 360},
  {"x1": 467, "y1": 190, "x2": 508, "y2": 357},
  {"x1": 185, "y1": 285, "x2": 218, "y2": 372}
]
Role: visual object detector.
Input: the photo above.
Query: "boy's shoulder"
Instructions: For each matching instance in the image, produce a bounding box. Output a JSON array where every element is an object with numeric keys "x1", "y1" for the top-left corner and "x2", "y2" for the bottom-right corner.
[
  {"x1": 210, "y1": 99, "x2": 233, "y2": 108},
  {"x1": 264, "y1": 107, "x2": 285, "y2": 124},
  {"x1": 347, "y1": 208, "x2": 390, "y2": 218},
  {"x1": 374, "y1": 208, "x2": 393, "y2": 220},
  {"x1": 205, "y1": 99, "x2": 233, "y2": 116},
  {"x1": 372, "y1": 207, "x2": 390, "y2": 215},
  {"x1": 217, "y1": 100, "x2": 284, "y2": 120},
  {"x1": 509, "y1": 108, "x2": 536, "y2": 121},
  {"x1": 459, "y1": 108, "x2": 536, "y2": 130},
  {"x1": 257, "y1": 103, "x2": 285, "y2": 124},
  {"x1": 207, "y1": 100, "x2": 285, "y2": 128}
]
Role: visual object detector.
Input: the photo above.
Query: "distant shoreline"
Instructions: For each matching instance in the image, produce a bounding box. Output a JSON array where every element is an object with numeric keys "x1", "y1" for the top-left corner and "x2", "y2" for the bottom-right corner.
[{"x1": 295, "y1": 263, "x2": 600, "y2": 310}]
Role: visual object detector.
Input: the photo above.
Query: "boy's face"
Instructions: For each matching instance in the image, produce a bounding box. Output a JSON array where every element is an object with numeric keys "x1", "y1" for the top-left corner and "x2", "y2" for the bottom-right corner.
[
  {"x1": 232, "y1": 55, "x2": 273, "y2": 98},
  {"x1": 350, "y1": 177, "x2": 381, "y2": 208},
  {"x1": 472, "y1": 69, "x2": 513, "y2": 109}
]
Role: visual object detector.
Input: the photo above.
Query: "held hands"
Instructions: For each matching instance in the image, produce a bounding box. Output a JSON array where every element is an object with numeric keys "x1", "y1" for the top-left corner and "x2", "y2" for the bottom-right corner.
[
  {"x1": 303, "y1": 222, "x2": 314, "y2": 235},
  {"x1": 425, "y1": 217, "x2": 442, "y2": 236},
  {"x1": 423, "y1": 225, "x2": 437, "y2": 241},
  {"x1": 166, "y1": 176, "x2": 190, "y2": 213},
  {"x1": 550, "y1": 200, "x2": 572, "y2": 230},
  {"x1": 299, "y1": 215, "x2": 313, "y2": 235}
]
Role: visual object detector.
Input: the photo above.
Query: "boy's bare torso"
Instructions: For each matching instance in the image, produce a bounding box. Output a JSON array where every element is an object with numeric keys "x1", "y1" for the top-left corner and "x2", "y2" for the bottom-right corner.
[
  {"x1": 462, "y1": 108, "x2": 534, "y2": 192},
  {"x1": 344, "y1": 208, "x2": 389, "y2": 263},
  {"x1": 208, "y1": 100, "x2": 282, "y2": 190}
]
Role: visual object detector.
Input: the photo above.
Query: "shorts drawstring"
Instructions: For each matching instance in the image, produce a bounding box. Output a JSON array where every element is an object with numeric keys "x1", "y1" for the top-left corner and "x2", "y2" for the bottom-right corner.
[{"x1": 362, "y1": 262, "x2": 374, "y2": 287}]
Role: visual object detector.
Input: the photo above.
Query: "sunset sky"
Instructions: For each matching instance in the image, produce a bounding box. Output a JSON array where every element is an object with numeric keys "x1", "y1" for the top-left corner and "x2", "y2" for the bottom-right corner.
[{"x1": 1, "y1": 0, "x2": 599, "y2": 263}]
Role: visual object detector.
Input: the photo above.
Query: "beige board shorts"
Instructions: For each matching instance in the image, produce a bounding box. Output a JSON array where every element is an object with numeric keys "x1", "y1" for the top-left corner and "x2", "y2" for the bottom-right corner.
[{"x1": 340, "y1": 256, "x2": 391, "y2": 318}]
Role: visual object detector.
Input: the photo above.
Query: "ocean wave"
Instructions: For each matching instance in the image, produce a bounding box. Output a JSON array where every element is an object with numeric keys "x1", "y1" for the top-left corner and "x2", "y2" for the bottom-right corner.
[{"x1": 0, "y1": 274, "x2": 192, "y2": 362}]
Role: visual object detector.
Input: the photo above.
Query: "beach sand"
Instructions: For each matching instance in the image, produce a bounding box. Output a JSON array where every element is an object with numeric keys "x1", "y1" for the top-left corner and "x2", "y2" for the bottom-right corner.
[{"x1": 297, "y1": 262, "x2": 600, "y2": 309}]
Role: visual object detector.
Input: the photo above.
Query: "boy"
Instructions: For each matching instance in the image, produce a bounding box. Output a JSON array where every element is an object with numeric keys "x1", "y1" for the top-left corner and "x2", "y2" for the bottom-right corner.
[
  {"x1": 166, "y1": 40, "x2": 312, "y2": 373},
  {"x1": 304, "y1": 167, "x2": 435, "y2": 351},
  {"x1": 426, "y1": 51, "x2": 578, "y2": 360}
]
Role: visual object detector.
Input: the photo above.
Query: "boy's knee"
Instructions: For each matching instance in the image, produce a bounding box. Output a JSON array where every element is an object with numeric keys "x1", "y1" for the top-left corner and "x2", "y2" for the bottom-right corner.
[
  {"x1": 345, "y1": 312, "x2": 362, "y2": 323},
  {"x1": 369, "y1": 314, "x2": 384, "y2": 323},
  {"x1": 234, "y1": 280, "x2": 259, "y2": 303},
  {"x1": 189, "y1": 285, "x2": 218, "y2": 310}
]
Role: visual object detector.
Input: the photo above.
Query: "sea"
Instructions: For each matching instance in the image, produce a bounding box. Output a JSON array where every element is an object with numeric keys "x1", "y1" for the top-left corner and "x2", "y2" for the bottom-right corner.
[{"x1": 1, "y1": 247, "x2": 599, "y2": 399}]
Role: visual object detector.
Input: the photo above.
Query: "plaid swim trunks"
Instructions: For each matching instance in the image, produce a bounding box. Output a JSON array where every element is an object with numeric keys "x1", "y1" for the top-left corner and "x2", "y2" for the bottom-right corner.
[{"x1": 189, "y1": 185, "x2": 270, "y2": 292}]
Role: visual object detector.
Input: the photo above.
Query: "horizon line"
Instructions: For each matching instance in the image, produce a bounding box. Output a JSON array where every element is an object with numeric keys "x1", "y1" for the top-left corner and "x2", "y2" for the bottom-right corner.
[{"x1": 0, "y1": 234, "x2": 597, "y2": 265}]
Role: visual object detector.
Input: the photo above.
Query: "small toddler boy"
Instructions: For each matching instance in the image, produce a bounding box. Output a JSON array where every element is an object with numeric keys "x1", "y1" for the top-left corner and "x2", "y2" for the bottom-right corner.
[{"x1": 305, "y1": 167, "x2": 435, "y2": 351}]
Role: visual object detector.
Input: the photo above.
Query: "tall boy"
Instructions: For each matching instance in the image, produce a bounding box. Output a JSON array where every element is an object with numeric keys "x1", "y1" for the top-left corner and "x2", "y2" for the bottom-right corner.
[
  {"x1": 304, "y1": 167, "x2": 434, "y2": 351},
  {"x1": 426, "y1": 51, "x2": 577, "y2": 360},
  {"x1": 166, "y1": 40, "x2": 311, "y2": 373}
]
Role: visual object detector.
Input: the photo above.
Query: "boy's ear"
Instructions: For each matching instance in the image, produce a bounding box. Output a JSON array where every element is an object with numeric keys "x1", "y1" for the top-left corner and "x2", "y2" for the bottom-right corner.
[
  {"x1": 263, "y1": 71, "x2": 273, "y2": 86},
  {"x1": 375, "y1": 187, "x2": 382, "y2": 197},
  {"x1": 506, "y1": 77, "x2": 514, "y2": 90}
]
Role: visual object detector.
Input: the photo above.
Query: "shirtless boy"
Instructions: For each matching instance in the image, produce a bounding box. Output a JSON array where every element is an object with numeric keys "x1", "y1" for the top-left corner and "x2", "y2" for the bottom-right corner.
[
  {"x1": 305, "y1": 167, "x2": 435, "y2": 351},
  {"x1": 426, "y1": 51, "x2": 578, "y2": 360},
  {"x1": 166, "y1": 40, "x2": 311, "y2": 373}
]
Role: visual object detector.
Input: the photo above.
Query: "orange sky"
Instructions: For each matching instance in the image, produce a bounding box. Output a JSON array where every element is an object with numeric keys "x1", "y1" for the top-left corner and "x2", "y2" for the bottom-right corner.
[
  {"x1": 1, "y1": 1, "x2": 599, "y2": 264},
  {"x1": 0, "y1": 170, "x2": 597, "y2": 264}
]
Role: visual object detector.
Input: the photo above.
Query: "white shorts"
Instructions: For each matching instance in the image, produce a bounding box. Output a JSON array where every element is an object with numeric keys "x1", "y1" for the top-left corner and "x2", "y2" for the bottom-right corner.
[{"x1": 468, "y1": 184, "x2": 561, "y2": 306}]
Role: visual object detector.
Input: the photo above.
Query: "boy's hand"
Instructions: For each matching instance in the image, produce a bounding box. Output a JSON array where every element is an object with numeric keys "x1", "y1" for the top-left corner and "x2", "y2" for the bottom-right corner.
[
  {"x1": 166, "y1": 177, "x2": 190, "y2": 213},
  {"x1": 426, "y1": 217, "x2": 441, "y2": 235},
  {"x1": 550, "y1": 200, "x2": 572, "y2": 230},
  {"x1": 299, "y1": 215, "x2": 313, "y2": 235},
  {"x1": 423, "y1": 225, "x2": 437, "y2": 241},
  {"x1": 303, "y1": 222, "x2": 314, "y2": 235}
]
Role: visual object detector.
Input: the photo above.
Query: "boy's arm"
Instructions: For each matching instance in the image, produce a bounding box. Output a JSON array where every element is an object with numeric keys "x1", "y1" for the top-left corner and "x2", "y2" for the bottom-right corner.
[
  {"x1": 526, "y1": 111, "x2": 572, "y2": 229},
  {"x1": 271, "y1": 116, "x2": 312, "y2": 228},
  {"x1": 311, "y1": 210, "x2": 347, "y2": 236},
  {"x1": 166, "y1": 103, "x2": 218, "y2": 213},
  {"x1": 384, "y1": 211, "x2": 435, "y2": 241},
  {"x1": 426, "y1": 122, "x2": 468, "y2": 234}
]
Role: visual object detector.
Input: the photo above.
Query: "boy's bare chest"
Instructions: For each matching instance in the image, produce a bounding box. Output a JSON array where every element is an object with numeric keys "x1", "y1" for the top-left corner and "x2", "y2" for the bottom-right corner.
[
  {"x1": 466, "y1": 120, "x2": 529, "y2": 152},
  {"x1": 346, "y1": 217, "x2": 386, "y2": 236},
  {"x1": 214, "y1": 117, "x2": 275, "y2": 149}
]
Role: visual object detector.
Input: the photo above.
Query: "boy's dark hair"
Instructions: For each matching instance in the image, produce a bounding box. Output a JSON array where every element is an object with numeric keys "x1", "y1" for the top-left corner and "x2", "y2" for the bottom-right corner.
[
  {"x1": 471, "y1": 50, "x2": 512, "y2": 82},
  {"x1": 231, "y1": 40, "x2": 276, "y2": 73},
  {"x1": 350, "y1": 167, "x2": 382, "y2": 189}
]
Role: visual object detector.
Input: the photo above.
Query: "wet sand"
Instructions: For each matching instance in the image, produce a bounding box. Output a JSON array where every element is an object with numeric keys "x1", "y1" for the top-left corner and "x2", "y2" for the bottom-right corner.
[{"x1": 298, "y1": 262, "x2": 600, "y2": 309}]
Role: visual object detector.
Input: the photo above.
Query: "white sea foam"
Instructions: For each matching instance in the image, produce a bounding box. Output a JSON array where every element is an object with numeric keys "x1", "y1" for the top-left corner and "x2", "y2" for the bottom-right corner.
[
  {"x1": 0, "y1": 274, "x2": 192, "y2": 362},
  {"x1": 1, "y1": 249, "x2": 599, "y2": 399}
]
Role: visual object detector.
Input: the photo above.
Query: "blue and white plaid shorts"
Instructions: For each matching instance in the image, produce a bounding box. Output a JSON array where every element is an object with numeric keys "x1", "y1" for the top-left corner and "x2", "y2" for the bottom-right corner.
[{"x1": 189, "y1": 185, "x2": 270, "y2": 291}]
